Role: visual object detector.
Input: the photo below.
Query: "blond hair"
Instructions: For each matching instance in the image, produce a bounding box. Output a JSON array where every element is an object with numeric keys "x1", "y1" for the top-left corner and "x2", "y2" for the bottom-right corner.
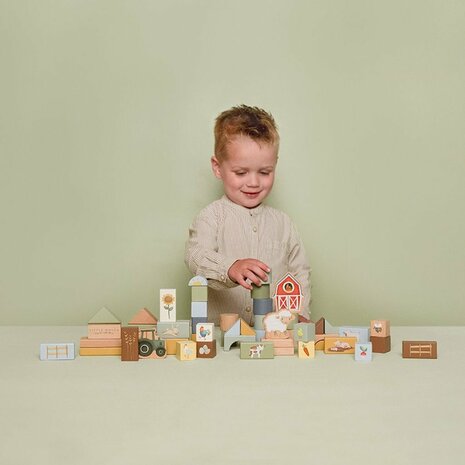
[{"x1": 214, "y1": 105, "x2": 279, "y2": 161}]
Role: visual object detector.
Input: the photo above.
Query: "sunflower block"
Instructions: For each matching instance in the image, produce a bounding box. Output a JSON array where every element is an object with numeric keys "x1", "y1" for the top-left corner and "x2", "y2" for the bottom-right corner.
[{"x1": 159, "y1": 289, "x2": 176, "y2": 322}]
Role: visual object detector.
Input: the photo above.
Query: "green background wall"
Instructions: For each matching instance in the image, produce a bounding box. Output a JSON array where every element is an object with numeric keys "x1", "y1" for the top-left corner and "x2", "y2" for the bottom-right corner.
[{"x1": 1, "y1": 1, "x2": 464, "y2": 325}]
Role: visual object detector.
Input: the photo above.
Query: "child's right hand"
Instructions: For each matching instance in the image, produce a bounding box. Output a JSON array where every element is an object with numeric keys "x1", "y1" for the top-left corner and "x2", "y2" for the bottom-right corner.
[{"x1": 228, "y1": 259, "x2": 271, "y2": 291}]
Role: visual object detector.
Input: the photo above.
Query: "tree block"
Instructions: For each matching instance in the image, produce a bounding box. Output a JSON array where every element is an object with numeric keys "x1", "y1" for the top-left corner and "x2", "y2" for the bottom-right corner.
[
  {"x1": 402, "y1": 341, "x2": 437, "y2": 359},
  {"x1": 196, "y1": 340, "x2": 217, "y2": 358},
  {"x1": 121, "y1": 327, "x2": 139, "y2": 361},
  {"x1": 371, "y1": 335, "x2": 391, "y2": 353}
]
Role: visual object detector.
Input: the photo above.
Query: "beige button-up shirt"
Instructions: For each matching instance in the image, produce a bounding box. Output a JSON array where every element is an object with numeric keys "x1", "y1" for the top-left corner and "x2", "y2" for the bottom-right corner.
[{"x1": 185, "y1": 196, "x2": 311, "y2": 325}]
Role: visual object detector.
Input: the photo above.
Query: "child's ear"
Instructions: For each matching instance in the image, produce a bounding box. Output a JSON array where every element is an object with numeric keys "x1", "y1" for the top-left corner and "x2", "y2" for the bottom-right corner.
[{"x1": 211, "y1": 156, "x2": 222, "y2": 179}]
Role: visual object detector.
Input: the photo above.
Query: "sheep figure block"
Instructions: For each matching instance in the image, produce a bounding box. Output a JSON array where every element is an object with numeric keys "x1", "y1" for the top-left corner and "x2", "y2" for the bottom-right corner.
[{"x1": 263, "y1": 309, "x2": 295, "y2": 339}]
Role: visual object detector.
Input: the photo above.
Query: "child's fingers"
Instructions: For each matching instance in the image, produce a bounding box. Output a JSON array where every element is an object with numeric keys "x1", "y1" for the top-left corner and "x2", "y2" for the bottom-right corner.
[{"x1": 236, "y1": 276, "x2": 253, "y2": 290}]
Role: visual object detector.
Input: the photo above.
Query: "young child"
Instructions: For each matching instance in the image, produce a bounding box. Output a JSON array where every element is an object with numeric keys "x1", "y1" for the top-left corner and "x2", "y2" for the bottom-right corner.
[{"x1": 185, "y1": 105, "x2": 311, "y2": 326}]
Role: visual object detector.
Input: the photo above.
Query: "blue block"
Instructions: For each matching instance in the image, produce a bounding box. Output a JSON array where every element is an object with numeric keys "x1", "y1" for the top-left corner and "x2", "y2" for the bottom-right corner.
[
  {"x1": 191, "y1": 317, "x2": 208, "y2": 333},
  {"x1": 253, "y1": 298, "x2": 273, "y2": 315},
  {"x1": 191, "y1": 301, "x2": 208, "y2": 318}
]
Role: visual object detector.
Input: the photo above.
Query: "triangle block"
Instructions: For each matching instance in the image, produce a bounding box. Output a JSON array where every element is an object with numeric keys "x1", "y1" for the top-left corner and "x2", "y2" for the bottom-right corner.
[
  {"x1": 240, "y1": 319, "x2": 256, "y2": 336},
  {"x1": 129, "y1": 308, "x2": 158, "y2": 325},
  {"x1": 224, "y1": 319, "x2": 241, "y2": 337},
  {"x1": 89, "y1": 307, "x2": 120, "y2": 324}
]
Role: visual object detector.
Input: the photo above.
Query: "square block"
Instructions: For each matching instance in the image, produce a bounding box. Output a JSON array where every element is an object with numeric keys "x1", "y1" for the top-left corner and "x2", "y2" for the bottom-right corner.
[
  {"x1": 251, "y1": 283, "x2": 270, "y2": 299},
  {"x1": 191, "y1": 317, "x2": 208, "y2": 333},
  {"x1": 355, "y1": 342, "x2": 373, "y2": 361},
  {"x1": 324, "y1": 337, "x2": 357, "y2": 354},
  {"x1": 370, "y1": 320, "x2": 390, "y2": 337},
  {"x1": 371, "y1": 335, "x2": 391, "y2": 353},
  {"x1": 253, "y1": 298, "x2": 273, "y2": 315},
  {"x1": 195, "y1": 322, "x2": 214, "y2": 342},
  {"x1": 165, "y1": 338, "x2": 189, "y2": 355},
  {"x1": 40, "y1": 343, "x2": 75, "y2": 361},
  {"x1": 339, "y1": 326, "x2": 370, "y2": 343},
  {"x1": 240, "y1": 341, "x2": 274, "y2": 359},
  {"x1": 254, "y1": 329, "x2": 265, "y2": 341},
  {"x1": 197, "y1": 340, "x2": 217, "y2": 358},
  {"x1": 191, "y1": 286, "x2": 208, "y2": 302},
  {"x1": 294, "y1": 323, "x2": 316, "y2": 343},
  {"x1": 402, "y1": 341, "x2": 437, "y2": 359},
  {"x1": 176, "y1": 340, "x2": 197, "y2": 361},
  {"x1": 158, "y1": 321, "x2": 191, "y2": 339},
  {"x1": 298, "y1": 341, "x2": 315, "y2": 359},
  {"x1": 191, "y1": 301, "x2": 208, "y2": 317},
  {"x1": 254, "y1": 314, "x2": 265, "y2": 330}
]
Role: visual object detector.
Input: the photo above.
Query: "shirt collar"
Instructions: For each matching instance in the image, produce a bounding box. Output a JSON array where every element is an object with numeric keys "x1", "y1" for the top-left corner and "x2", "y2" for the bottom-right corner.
[{"x1": 221, "y1": 195, "x2": 264, "y2": 216}]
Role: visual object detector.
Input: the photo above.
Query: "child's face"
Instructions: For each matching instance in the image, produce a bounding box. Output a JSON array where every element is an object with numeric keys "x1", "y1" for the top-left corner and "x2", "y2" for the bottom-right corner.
[{"x1": 211, "y1": 135, "x2": 277, "y2": 209}]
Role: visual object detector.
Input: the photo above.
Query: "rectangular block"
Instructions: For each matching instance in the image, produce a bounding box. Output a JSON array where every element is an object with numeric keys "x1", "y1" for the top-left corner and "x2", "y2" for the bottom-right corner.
[
  {"x1": 165, "y1": 338, "x2": 189, "y2": 355},
  {"x1": 176, "y1": 340, "x2": 197, "y2": 361},
  {"x1": 370, "y1": 320, "x2": 390, "y2": 337},
  {"x1": 254, "y1": 329, "x2": 265, "y2": 341},
  {"x1": 191, "y1": 286, "x2": 208, "y2": 302},
  {"x1": 121, "y1": 327, "x2": 139, "y2": 361},
  {"x1": 355, "y1": 342, "x2": 373, "y2": 361},
  {"x1": 253, "y1": 298, "x2": 273, "y2": 315},
  {"x1": 254, "y1": 314, "x2": 265, "y2": 330},
  {"x1": 251, "y1": 283, "x2": 270, "y2": 299},
  {"x1": 339, "y1": 326, "x2": 370, "y2": 343},
  {"x1": 196, "y1": 340, "x2": 217, "y2": 358},
  {"x1": 40, "y1": 343, "x2": 75, "y2": 361},
  {"x1": 294, "y1": 323, "x2": 316, "y2": 343},
  {"x1": 195, "y1": 322, "x2": 214, "y2": 342},
  {"x1": 139, "y1": 339, "x2": 166, "y2": 359},
  {"x1": 274, "y1": 347, "x2": 295, "y2": 356},
  {"x1": 324, "y1": 337, "x2": 357, "y2": 354},
  {"x1": 298, "y1": 341, "x2": 315, "y2": 359},
  {"x1": 402, "y1": 341, "x2": 437, "y2": 359},
  {"x1": 88, "y1": 324, "x2": 121, "y2": 340},
  {"x1": 79, "y1": 347, "x2": 121, "y2": 356},
  {"x1": 371, "y1": 335, "x2": 391, "y2": 353},
  {"x1": 240, "y1": 342, "x2": 274, "y2": 359},
  {"x1": 80, "y1": 337, "x2": 121, "y2": 348},
  {"x1": 223, "y1": 335, "x2": 256, "y2": 351},
  {"x1": 315, "y1": 334, "x2": 338, "y2": 350},
  {"x1": 160, "y1": 289, "x2": 176, "y2": 322},
  {"x1": 191, "y1": 301, "x2": 208, "y2": 317},
  {"x1": 158, "y1": 320, "x2": 191, "y2": 339},
  {"x1": 192, "y1": 317, "x2": 208, "y2": 333}
]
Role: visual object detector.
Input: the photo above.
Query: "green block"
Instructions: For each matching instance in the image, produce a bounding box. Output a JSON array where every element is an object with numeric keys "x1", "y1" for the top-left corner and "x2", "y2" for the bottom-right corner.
[
  {"x1": 254, "y1": 314, "x2": 265, "y2": 330},
  {"x1": 191, "y1": 286, "x2": 208, "y2": 302},
  {"x1": 251, "y1": 284, "x2": 270, "y2": 299},
  {"x1": 240, "y1": 341, "x2": 274, "y2": 359}
]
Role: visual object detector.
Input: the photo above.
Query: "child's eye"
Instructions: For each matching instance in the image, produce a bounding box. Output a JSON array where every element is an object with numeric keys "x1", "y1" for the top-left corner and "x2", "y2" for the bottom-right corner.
[
  {"x1": 260, "y1": 171, "x2": 271, "y2": 176},
  {"x1": 234, "y1": 171, "x2": 246, "y2": 176}
]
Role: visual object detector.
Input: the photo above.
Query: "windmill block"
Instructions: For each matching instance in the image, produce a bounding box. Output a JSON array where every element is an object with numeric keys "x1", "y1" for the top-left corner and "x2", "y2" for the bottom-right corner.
[
  {"x1": 324, "y1": 337, "x2": 357, "y2": 354},
  {"x1": 160, "y1": 289, "x2": 176, "y2": 322},
  {"x1": 240, "y1": 319, "x2": 256, "y2": 336},
  {"x1": 176, "y1": 340, "x2": 197, "y2": 361},
  {"x1": 402, "y1": 341, "x2": 437, "y2": 359},
  {"x1": 240, "y1": 341, "x2": 274, "y2": 359},
  {"x1": 40, "y1": 343, "x2": 75, "y2": 361},
  {"x1": 253, "y1": 298, "x2": 273, "y2": 315},
  {"x1": 196, "y1": 340, "x2": 217, "y2": 358},
  {"x1": 165, "y1": 338, "x2": 189, "y2": 355},
  {"x1": 224, "y1": 319, "x2": 241, "y2": 337},
  {"x1": 371, "y1": 335, "x2": 391, "y2": 353},
  {"x1": 371, "y1": 320, "x2": 390, "y2": 337},
  {"x1": 191, "y1": 286, "x2": 208, "y2": 302},
  {"x1": 251, "y1": 283, "x2": 270, "y2": 299},
  {"x1": 158, "y1": 320, "x2": 191, "y2": 339},
  {"x1": 191, "y1": 301, "x2": 208, "y2": 318},
  {"x1": 298, "y1": 341, "x2": 315, "y2": 359},
  {"x1": 191, "y1": 317, "x2": 208, "y2": 333},
  {"x1": 223, "y1": 335, "x2": 256, "y2": 351},
  {"x1": 355, "y1": 342, "x2": 373, "y2": 361},
  {"x1": 339, "y1": 326, "x2": 370, "y2": 343},
  {"x1": 294, "y1": 323, "x2": 316, "y2": 343},
  {"x1": 195, "y1": 322, "x2": 214, "y2": 342},
  {"x1": 121, "y1": 327, "x2": 139, "y2": 361}
]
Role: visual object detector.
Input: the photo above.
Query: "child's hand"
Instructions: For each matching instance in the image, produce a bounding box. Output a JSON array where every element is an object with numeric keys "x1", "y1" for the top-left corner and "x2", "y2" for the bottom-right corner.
[{"x1": 228, "y1": 259, "x2": 270, "y2": 291}]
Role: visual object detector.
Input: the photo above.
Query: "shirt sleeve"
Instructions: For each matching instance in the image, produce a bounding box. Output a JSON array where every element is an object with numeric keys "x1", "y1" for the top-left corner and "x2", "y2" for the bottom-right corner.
[
  {"x1": 287, "y1": 220, "x2": 312, "y2": 319},
  {"x1": 184, "y1": 210, "x2": 238, "y2": 290}
]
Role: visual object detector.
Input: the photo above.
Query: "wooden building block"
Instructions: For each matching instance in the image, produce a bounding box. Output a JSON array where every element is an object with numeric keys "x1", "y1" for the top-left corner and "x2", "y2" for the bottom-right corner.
[
  {"x1": 371, "y1": 335, "x2": 391, "y2": 353},
  {"x1": 160, "y1": 289, "x2": 176, "y2": 322},
  {"x1": 314, "y1": 334, "x2": 338, "y2": 350},
  {"x1": 88, "y1": 324, "x2": 121, "y2": 340},
  {"x1": 240, "y1": 342, "x2": 274, "y2": 359},
  {"x1": 196, "y1": 340, "x2": 217, "y2": 358},
  {"x1": 255, "y1": 329, "x2": 265, "y2": 341},
  {"x1": 88, "y1": 306, "x2": 121, "y2": 324},
  {"x1": 370, "y1": 320, "x2": 390, "y2": 337},
  {"x1": 195, "y1": 322, "x2": 214, "y2": 342},
  {"x1": 121, "y1": 327, "x2": 139, "y2": 361},
  {"x1": 191, "y1": 286, "x2": 208, "y2": 302},
  {"x1": 263, "y1": 310, "x2": 295, "y2": 339},
  {"x1": 254, "y1": 314, "x2": 265, "y2": 330},
  {"x1": 165, "y1": 338, "x2": 189, "y2": 355},
  {"x1": 324, "y1": 337, "x2": 357, "y2": 354},
  {"x1": 274, "y1": 347, "x2": 295, "y2": 356},
  {"x1": 129, "y1": 307, "x2": 158, "y2": 326},
  {"x1": 191, "y1": 301, "x2": 208, "y2": 317},
  {"x1": 251, "y1": 283, "x2": 270, "y2": 299},
  {"x1": 402, "y1": 341, "x2": 437, "y2": 359},
  {"x1": 139, "y1": 339, "x2": 167, "y2": 359},
  {"x1": 294, "y1": 323, "x2": 316, "y2": 343},
  {"x1": 355, "y1": 342, "x2": 373, "y2": 361},
  {"x1": 219, "y1": 313, "x2": 239, "y2": 332},
  {"x1": 188, "y1": 275, "x2": 208, "y2": 287},
  {"x1": 339, "y1": 326, "x2": 370, "y2": 343},
  {"x1": 80, "y1": 337, "x2": 121, "y2": 348},
  {"x1": 191, "y1": 317, "x2": 208, "y2": 333},
  {"x1": 158, "y1": 320, "x2": 191, "y2": 339},
  {"x1": 176, "y1": 340, "x2": 197, "y2": 361},
  {"x1": 298, "y1": 341, "x2": 315, "y2": 359},
  {"x1": 224, "y1": 319, "x2": 241, "y2": 337},
  {"x1": 40, "y1": 343, "x2": 75, "y2": 361},
  {"x1": 274, "y1": 273, "x2": 302, "y2": 312},
  {"x1": 262, "y1": 337, "x2": 294, "y2": 356},
  {"x1": 253, "y1": 298, "x2": 273, "y2": 315},
  {"x1": 240, "y1": 319, "x2": 256, "y2": 336},
  {"x1": 79, "y1": 347, "x2": 121, "y2": 356},
  {"x1": 223, "y1": 335, "x2": 256, "y2": 351}
]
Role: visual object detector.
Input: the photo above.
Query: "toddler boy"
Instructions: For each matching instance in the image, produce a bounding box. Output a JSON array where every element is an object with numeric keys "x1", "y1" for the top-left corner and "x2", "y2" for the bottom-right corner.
[{"x1": 185, "y1": 105, "x2": 311, "y2": 326}]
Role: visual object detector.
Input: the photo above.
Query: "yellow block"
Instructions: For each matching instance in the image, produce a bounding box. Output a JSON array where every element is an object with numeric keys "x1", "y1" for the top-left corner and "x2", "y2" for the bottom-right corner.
[
  {"x1": 298, "y1": 341, "x2": 315, "y2": 359},
  {"x1": 324, "y1": 337, "x2": 357, "y2": 354},
  {"x1": 79, "y1": 347, "x2": 121, "y2": 356},
  {"x1": 240, "y1": 319, "x2": 255, "y2": 336},
  {"x1": 165, "y1": 338, "x2": 189, "y2": 355}
]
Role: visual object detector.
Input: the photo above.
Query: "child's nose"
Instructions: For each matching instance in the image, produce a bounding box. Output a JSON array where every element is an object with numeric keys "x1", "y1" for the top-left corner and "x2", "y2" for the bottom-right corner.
[{"x1": 246, "y1": 173, "x2": 259, "y2": 186}]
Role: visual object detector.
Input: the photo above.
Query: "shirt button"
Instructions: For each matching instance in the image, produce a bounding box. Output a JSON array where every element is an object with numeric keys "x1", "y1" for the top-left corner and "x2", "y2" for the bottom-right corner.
[
  {"x1": 245, "y1": 306, "x2": 251, "y2": 312},
  {"x1": 252, "y1": 226, "x2": 257, "y2": 232},
  {"x1": 220, "y1": 275, "x2": 226, "y2": 282}
]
